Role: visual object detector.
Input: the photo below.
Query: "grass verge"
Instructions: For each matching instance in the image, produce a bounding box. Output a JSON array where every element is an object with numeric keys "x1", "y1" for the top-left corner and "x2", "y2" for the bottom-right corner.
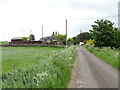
[
  {"x1": 2, "y1": 46, "x2": 76, "y2": 88},
  {"x1": 84, "y1": 45, "x2": 120, "y2": 70}
]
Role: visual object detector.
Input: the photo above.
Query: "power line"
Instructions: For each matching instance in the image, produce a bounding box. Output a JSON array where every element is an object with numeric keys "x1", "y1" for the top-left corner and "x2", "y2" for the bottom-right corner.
[{"x1": 73, "y1": 15, "x2": 119, "y2": 20}]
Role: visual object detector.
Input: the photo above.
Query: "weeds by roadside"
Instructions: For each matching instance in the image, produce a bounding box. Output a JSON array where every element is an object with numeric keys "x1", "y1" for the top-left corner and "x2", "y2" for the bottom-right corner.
[{"x1": 84, "y1": 45, "x2": 120, "y2": 69}]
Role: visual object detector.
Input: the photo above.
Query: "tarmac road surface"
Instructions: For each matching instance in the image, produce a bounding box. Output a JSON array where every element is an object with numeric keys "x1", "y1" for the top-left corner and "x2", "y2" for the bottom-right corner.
[{"x1": 68, "y1": 46, "x2": 119, "y2": 88}]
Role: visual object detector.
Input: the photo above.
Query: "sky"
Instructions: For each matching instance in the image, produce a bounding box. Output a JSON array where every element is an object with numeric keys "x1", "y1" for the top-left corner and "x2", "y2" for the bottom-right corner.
[{"x1": 0, "y1": 0, "x2": 119, "y2": 41}]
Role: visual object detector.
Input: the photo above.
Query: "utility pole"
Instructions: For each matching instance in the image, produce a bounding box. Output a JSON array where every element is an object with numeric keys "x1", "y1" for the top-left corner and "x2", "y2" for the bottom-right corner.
[
  {"x1": 80, "y1": 29, "x2": 82, "y2": 34},
  {"x1": 30, "y1": 29, "x2": 32, "y2": 35},
  {"x1": 66, "y1": 19, "x2": 67, "y2": 47},
  {"x1": 42, "y1": 26, "x2": 43, "y2": 37}
]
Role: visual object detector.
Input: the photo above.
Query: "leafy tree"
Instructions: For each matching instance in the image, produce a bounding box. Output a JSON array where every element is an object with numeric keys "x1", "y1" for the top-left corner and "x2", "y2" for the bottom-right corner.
[
  {"x1": 53, "y1": 34, "x2": 66, "y2": 45},
  {"x1": 22, "y1": 37, "x2": 29, "y2": 42},
  {"x1": 90, "y1": 19, "x2": 116, "y2": 47},
  {"x1": 73, "y1": 32, "x2": 92, "y2": 45},
  {"x1": 29, "y1": 34, "x2": 35, "y2": 40},
  {"x1": 114, "y1": 28, "x2": 120, "y2": 47},
  {"x1": 67, "y1": 38, "x2": 74, "y2": 46}
]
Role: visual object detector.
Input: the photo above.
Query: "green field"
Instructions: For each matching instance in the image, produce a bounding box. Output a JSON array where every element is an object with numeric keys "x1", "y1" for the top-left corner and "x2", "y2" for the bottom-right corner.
[
  {"x1": 2, "y1": 46, "x2": 76, "y2": 88},
  {"x1": 2, "y1": 47, "x2": 63, "y2": 73}
]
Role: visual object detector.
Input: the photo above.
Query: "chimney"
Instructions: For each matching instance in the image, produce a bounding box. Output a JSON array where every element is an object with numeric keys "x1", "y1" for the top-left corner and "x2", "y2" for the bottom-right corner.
[{"x1": 53, "y1": 31, "x2": 54, "y2": 35}]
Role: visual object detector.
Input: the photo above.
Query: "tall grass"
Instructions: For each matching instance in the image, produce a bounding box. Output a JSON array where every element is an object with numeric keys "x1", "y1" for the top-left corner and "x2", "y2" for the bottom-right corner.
[
  {"x1": 84, "y1": 45, "x2": 119, "y2": 69},
  {"x1": 2, "y1": 46, "x2": 76, "y2": 88}
]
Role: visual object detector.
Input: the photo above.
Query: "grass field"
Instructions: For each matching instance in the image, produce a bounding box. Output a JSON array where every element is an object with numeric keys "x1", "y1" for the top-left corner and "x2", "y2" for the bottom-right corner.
[
  {"x1": 84, "y1": 45, "x2": 120, "y2": 69},
  {"x1": 2, "y1": 47, "x2": 63, "y2": 73},
  {"x1": 2, "y1": 46, "x2": 76, "y2": 88}
]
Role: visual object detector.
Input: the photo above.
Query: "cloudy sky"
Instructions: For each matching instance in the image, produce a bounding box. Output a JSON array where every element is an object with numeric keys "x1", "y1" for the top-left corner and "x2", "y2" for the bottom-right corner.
[{"x1": 0, "y1": 0, "x2": 119, "y2": 41}]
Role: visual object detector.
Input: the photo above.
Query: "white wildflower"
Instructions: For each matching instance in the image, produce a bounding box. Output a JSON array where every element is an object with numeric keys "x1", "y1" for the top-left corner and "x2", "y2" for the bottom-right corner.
[
  {"x1": 116, "y1": 52, "x2": 119, "y2": 56},
  {"x1": 36, "y1": 72, "x2": 48, "y2": 78},
  {"x1": 69, "y1": 57, "x2": 72, "y2": 60},
  {"x1": 37, "y1": 81, "x2": 39, "y2": 83},
  {"x1": 33, "y1": 76, "x2": 36, "y2": 79},
  {"x1": 36, "y1": 84, "x2": 39, "y2": 86}
]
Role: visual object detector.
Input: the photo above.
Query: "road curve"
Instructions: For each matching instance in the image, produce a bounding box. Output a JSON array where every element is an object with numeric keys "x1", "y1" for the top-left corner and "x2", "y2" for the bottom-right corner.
[{"x1": 68, "y1": 46, "x2": 119, "y2": 88}]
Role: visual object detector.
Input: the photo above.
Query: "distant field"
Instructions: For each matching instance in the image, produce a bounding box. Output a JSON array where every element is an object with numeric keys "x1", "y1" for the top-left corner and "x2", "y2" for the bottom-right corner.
[{"x1": 2, "y1": 46, "x2": 76, "y2": 88}]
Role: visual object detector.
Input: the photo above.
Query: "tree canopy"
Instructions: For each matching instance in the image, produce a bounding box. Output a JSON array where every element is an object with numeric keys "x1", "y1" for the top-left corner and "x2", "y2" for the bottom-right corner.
[
  {"x1": 90, "y1": 19, "x2": 117, "y2": 47},
  {"x1": 67, "y1": 38, "x2": 74, "y2": 45},
  {"x1": 22, "y1": 37, "x2": 29, "y2": 42},
  {"x1": 73, "y1": 32, "x2": 92, "y2": 45},
  {"x1": 29, "y1": 34, "x2": 35, "y2": 40},
  {"x1": 53, "y1": 34, "x2": 66, "y2": 45}
]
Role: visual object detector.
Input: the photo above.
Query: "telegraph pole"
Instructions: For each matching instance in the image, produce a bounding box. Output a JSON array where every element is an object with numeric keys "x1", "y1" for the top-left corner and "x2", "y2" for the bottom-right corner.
[
  {"x1": 42, "y1": 26, "x2": 43, "y2": 37},
  {"x1": 30, "y1": 29, "x2": 32, "y2": 35},
  {"x1": 80, "y1": 29, "x2": 82, "y2": 34},
  {"x1": 66, "y1": 19, "x2": 67, "y2": 47}
]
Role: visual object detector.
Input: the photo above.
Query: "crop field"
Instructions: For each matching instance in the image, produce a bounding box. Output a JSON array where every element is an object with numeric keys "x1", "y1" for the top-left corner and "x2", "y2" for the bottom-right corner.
[
  {"x1": 2, "y1": 46, "x2": 76, "y2": 88},
  {"x1": 85, "y1": 45, "x2": 120, "y2": 69}
]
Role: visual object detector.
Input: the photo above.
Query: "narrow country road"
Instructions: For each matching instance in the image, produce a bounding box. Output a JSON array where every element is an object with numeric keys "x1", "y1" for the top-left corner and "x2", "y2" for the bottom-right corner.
[{"x1": 68, "y1": 46, "x2": 119, "y2": 88}]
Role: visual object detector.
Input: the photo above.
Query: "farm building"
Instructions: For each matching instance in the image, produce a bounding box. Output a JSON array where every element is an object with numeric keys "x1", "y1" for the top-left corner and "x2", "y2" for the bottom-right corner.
[
  {"x1": 39, "y1": 36, "x2": 57, "y2": 44},
  {"x1": 11, "y1": 37, "x2": 42, "y2": 44},
  {"x1": 11, "y1": 37, "x2": 24, "y2": 44},
  {"x1": 10, "y1": 31, "x2": 59, "y2": 44}
]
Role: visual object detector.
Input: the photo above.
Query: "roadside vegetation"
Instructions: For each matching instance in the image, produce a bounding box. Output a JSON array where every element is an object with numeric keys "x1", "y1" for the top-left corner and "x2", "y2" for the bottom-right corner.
[
  {"x1": 2, "y1": 46, "x2": 76, "y2": 88},
  {"x1": 85, "y1": 44, "x2": 119, "y2": 69},
  {"x1": 83, "y1": 19, "x2": 120, "y2": 70}
]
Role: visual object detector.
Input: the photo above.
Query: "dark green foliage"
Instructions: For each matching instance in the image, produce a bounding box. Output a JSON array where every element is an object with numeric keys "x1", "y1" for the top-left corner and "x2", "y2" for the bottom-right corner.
[
  {"x1": 22, "y1": 37, "x2": 29, "y2": 42},
  {"x1": 67, "y1": 38, "x2": 74, "y2": 45},
  {"x1": 114, "y1": 28, "x2": 120, "y2": 47},
  {"x1": 29, "y1": 34, "x2": 35, "y2": 40},
  {"x1": 90, "y1": 19, "x2": 117, "y2": 47},
  {"x1": 73, "y1": 32, "x2": 92, "y2": 45}
]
